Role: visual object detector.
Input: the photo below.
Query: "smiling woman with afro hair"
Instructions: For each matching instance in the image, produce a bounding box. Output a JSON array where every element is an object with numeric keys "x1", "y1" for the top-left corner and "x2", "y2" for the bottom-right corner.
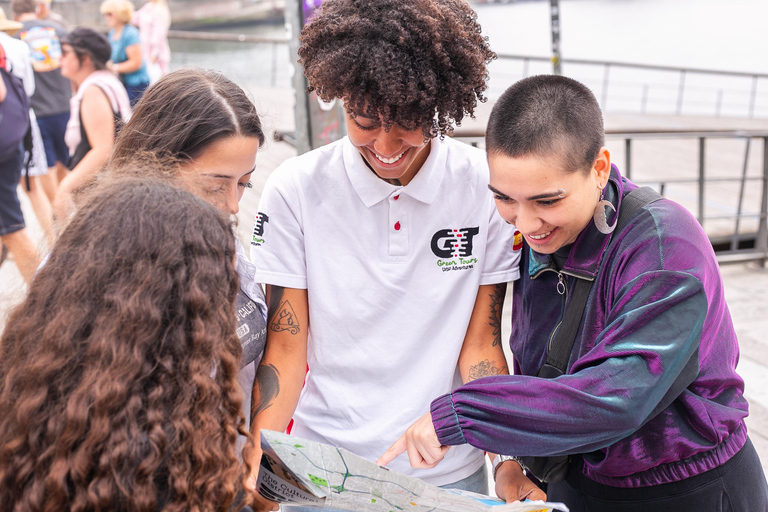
[
  {"x1": 246, "y1": 2, "x2": 543, "y2": 511},
  {"x1": 299, "y1": 0, "x2": 495, "y2": 139}
]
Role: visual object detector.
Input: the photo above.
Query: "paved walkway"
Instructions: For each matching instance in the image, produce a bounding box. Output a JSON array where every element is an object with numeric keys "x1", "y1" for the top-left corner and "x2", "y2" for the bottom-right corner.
[{"x1": 1, "y1": 87, "x2": 767, "y2": 476}]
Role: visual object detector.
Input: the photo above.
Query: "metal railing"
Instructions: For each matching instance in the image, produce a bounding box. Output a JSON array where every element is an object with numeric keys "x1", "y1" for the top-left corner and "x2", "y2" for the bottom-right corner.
[
  {"x1": 454, "y1": 129, "x2": 768, "y2": 265},
  {"x1": 158, "y1": 33, "x2": 768, "y2": 264},
  {"x1": 161, "y1": 32, "x2": 768, "y2": 118},
  {"x1": 615, "y1": 130, "x2": 768, "y2": 264},
  {"x1": 491, "y1": 54, "x2": 768, "y2": 119}
]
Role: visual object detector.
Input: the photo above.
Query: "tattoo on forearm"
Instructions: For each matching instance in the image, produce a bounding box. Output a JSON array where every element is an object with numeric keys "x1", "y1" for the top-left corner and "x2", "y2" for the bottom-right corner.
[
  {"x1": 271, "y1": 301, "x2": 300, "y2": 334},
  {"x1": 251, "y1": 363, "x2": 280, "y2": 423},
  {"x1": 489, "y1": 283, "x2": 506, "y2": 347},
  {"x1": 467, "y1": 359, "x2": 508, "y2": 381},
  {"x1": 267, "y1": 286, "x2": 300, "y2": 335}
]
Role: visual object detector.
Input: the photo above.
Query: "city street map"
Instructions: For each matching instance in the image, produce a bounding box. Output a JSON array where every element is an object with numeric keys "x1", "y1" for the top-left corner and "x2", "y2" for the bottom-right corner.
[{"x1": 258, "y1": 430, "x2": 569, "y2": 512}]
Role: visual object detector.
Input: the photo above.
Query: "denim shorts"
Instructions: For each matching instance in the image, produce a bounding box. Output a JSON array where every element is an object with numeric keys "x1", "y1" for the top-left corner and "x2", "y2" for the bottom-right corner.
[
  {"x1": 36, "y1": 111, "x2": 70, "y2": 168},
  {"x1": 0, "y1": 147, "x2": 26, "y2": 236}
]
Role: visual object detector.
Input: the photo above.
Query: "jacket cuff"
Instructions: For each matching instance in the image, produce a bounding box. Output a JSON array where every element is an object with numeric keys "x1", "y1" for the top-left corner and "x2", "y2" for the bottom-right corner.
[{"x1": 430, "y1": 393, "x2": 467, "y2": 446}]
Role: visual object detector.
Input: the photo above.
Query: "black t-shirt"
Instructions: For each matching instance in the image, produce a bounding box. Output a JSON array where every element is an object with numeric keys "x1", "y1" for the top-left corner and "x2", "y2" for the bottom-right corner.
[
  {"x1": 17, "y1": 19, "x2": 71, "y2": 116},
  {"x1": 551, "y1": 244, "x2": 572, "y2": 271},
  {"x1": 235, "y1": 288, "x2": 267, "y2": 369}
]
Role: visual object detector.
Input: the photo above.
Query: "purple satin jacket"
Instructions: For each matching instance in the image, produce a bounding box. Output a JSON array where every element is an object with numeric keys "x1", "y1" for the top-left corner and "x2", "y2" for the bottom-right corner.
[{"x1": 431, "y1": 166, "x2": 750, "y2": 487}]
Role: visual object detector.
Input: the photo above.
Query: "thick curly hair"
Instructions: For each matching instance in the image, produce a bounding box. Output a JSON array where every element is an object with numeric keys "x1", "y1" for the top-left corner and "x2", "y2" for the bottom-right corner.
[
  {"x1": 298, "y1": 0, "x2": 496, "y2": 139},
  {"x1": 0, "y1": 178, "x2": 247, "y2": 512}
]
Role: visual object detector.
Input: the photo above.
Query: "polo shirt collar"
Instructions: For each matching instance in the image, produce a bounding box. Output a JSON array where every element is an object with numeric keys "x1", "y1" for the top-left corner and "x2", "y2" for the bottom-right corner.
[{"x1": 343, "y1": 136, "x2": 446, "y2": 207}]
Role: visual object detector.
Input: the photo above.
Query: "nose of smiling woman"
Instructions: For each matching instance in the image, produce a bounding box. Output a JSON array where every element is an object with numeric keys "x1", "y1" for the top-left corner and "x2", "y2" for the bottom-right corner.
[
  {"x1": 508, "y1": 202, "x2": 540, "y2": 236},
  {"x1": 373, "y1": 126, "x2": 408, "y2": 157}
]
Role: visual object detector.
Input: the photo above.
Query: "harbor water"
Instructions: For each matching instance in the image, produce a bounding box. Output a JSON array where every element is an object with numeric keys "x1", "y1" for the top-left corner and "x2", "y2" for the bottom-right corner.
[{"x1": 169, "y1": 0, "x2": 768, "y2": 116}]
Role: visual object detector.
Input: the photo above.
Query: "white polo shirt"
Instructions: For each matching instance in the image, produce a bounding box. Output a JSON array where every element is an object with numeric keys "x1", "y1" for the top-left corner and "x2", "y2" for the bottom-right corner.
[{"x1": 250, "y1": 136, "x2": 520, "y2": 486}]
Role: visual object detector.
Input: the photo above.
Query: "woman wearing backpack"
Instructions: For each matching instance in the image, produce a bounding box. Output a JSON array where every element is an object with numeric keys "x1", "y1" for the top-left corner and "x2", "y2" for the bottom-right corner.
[
  {"x1": 0, "y1": 39, "x2": 40, "y2": 284},
  {"x1": 54, "y1": 26, "x2": 130, "y2": 224}
]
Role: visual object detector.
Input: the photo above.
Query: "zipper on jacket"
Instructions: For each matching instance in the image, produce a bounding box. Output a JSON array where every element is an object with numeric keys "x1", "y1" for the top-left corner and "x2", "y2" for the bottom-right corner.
[
  {"x1": 544, "y1": 269, "x2": 568, "y2": 352},
  {"x1": 530, "y1": 265, "x2": 596, "y2": 357},
  {"x1": 556, "y1": 273, "x2": 566, "y2": 295}
]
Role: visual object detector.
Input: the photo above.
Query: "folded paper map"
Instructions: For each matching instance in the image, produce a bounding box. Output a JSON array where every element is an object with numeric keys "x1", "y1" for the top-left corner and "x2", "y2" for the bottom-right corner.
[{"x1": 258, "y1": 430, "x2": 569, "y2": 512}]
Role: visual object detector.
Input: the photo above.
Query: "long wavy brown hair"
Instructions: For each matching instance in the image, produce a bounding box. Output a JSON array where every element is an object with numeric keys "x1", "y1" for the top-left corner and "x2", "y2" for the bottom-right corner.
[
  {"x1": 110, "y1": 68, "x2": 265, "y2": 167},
  {"x1": 0, "y1": 177, "x2": 246, "y2": 512}
]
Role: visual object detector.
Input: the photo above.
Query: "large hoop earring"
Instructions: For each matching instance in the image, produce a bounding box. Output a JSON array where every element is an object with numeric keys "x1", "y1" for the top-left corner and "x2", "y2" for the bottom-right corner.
[{"x1": 593, "y1": 187, "x2": 616, "y2": 234}]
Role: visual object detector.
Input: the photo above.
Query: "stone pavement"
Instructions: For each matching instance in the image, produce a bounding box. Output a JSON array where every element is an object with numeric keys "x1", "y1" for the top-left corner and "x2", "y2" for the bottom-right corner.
[{"x1": 1, "y1": 86, "x2": 767, "y2": 476}]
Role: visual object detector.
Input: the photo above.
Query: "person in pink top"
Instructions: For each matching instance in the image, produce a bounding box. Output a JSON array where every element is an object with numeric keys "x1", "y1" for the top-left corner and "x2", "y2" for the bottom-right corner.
[{"x1": 131, "y1": 0, "x2": 170, "y2": 81}]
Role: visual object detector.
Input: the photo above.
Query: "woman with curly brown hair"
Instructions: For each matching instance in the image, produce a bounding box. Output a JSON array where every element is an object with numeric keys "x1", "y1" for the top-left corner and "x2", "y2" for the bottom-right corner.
[
  {"x1": 0, "y1": 177, "x2": 249, "y2": 511},
  {"x1": 247, "y1": 0, "x2": 541, "y2": 509}
]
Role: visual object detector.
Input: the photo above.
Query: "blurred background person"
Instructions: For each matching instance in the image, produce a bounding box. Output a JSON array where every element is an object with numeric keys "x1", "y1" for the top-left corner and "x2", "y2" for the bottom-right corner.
[
  {"x1": 56, "y1": 26, "x2": 130, "y2": 223},
  {"x1": 0, "y1": 176, "x2": 250, "y2": 512},
  {"x1": 1, "y1": 7, "x2": 55, "y2": 247},
  {"x1": 35, "y1": 0, "x2": 69, "y2": 30},
  {"x1": 131, "y1": 0, "x2": 170, "y2": 83},
  {"x1": 12, "y1": 0, "x2": 71, "y2": 210},
  {"x1": 100, "y1": 0, "x2": 149, "y2": 105},
  {"x1": 0, "y1": 35, "x2": 42, "y2": 285}
]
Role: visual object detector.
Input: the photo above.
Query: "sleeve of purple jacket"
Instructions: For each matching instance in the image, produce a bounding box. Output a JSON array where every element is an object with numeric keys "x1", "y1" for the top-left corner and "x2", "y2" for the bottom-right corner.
[{"x1": 430, "y1": 270, "x2": 706, "y2": 457}]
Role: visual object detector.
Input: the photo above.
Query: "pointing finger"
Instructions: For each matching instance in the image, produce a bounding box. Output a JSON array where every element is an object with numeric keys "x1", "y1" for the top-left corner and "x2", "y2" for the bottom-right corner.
[{"x1": 376, "y1": 434, "x2": 407, "y2": 466}]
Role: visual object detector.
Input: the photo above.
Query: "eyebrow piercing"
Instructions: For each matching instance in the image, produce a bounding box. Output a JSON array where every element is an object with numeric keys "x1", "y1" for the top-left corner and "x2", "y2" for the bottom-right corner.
[{"x1": 557, "y1": 189, "x2": 566, "y2": 198}]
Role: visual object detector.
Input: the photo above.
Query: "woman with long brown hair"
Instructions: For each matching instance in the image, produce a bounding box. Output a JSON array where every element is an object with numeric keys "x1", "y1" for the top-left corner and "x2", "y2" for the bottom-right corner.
[
  {"x1": 109, "y1": 68, "x2": 267, "y2": 442},
  {"x1": 0, "y1": 176, "x2": 249, "y2": 511}
]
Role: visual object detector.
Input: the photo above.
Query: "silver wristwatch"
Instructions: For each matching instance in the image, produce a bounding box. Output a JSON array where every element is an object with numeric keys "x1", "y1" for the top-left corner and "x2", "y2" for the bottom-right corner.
[{"x1": 491, "y1": 455, "x2": 527, "y2": 481}]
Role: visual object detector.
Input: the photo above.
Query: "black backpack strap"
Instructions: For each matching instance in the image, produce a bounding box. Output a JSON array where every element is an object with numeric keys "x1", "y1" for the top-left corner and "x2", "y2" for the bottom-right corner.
[
  {"x1": 615, "y1": 186, "x2": 662, "y2": 235},
  {"x1": 538, "y1": 277, "x2": 592, "y2": 378},
  {"x1": 538, "y1": 186, "x2": 663, "y2": 377},
  {"x1": 23, "y1": 123, "x2": 34, "y2": 192}
]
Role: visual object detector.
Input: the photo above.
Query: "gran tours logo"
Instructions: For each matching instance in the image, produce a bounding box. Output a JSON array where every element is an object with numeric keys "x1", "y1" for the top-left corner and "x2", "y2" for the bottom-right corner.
[
  {"x1": 251, "y1": 212, "x2": 269, "y2": 246},
  {"x1": 431, "y1": 227, "x2": 479, "y2": 272}
]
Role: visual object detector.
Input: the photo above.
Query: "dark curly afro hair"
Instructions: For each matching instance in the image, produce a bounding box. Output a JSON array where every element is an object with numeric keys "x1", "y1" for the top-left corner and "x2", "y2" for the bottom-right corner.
[{"x1": 298, "y1": 0, "x2": 496, "y2": 140}]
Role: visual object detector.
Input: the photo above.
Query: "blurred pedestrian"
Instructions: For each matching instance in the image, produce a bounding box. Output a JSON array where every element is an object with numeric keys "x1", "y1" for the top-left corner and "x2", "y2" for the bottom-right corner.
[
  {"x1": 55, "y1": 26, "x2": 130, "y2": 223},
  {"x1": 100, "y1": 0, "x2": 149, "y2": 105},
  {"x1": 0, "y1": 37, "x2": 41, "y2": 284},
  {"x1": 1, "y1": 6, "x2": 55, "y2": 247},
  {"x1": 132, "y1": 0, "x2": 170, "y2": 83},
  {"x1": 12, "y1": 0, "x2": 71, "y2": 205},
  {"x1": 35, "y1": 0, "x2": 70, "y2": 30}
]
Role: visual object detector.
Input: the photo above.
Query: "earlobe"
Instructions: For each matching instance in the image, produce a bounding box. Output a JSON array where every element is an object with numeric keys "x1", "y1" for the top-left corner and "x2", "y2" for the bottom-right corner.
[{"x1": 593, "y1": 147, "x2": 611, "y2": 186}]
